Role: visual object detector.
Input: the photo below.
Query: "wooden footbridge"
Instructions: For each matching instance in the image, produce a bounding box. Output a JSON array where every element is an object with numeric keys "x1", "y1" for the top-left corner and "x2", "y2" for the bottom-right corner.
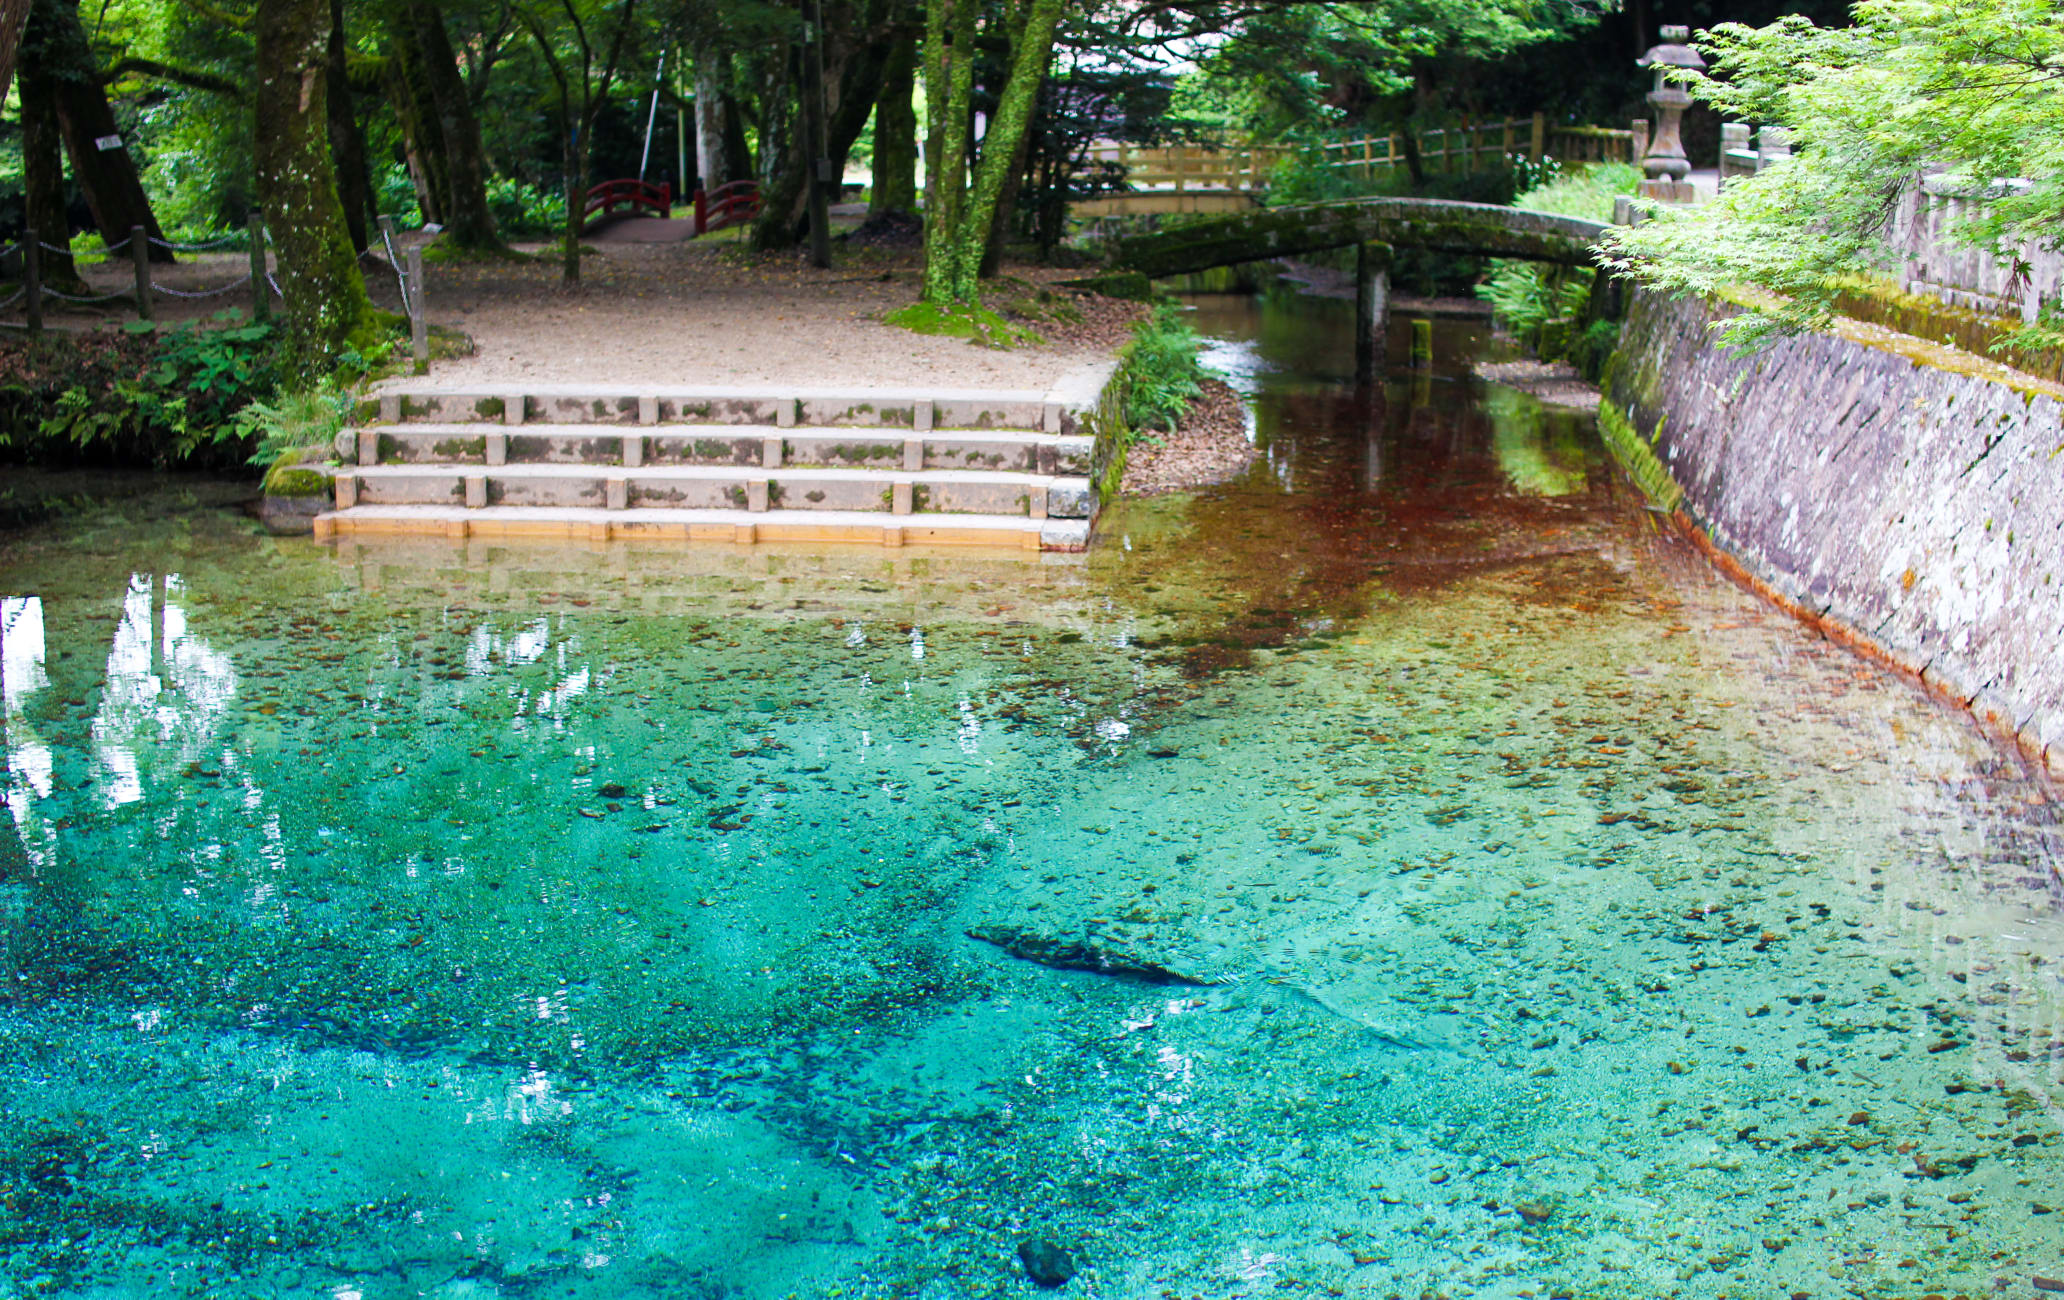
[{"x1": 1073, "y1": 117, "x2": 1642, "y2": 219}]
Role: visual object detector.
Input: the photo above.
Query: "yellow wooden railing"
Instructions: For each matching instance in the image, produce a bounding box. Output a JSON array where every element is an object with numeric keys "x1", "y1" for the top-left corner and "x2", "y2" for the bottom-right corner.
[{"x1": 1083, "y1": 115, "x2": 1643, "y2": 194}]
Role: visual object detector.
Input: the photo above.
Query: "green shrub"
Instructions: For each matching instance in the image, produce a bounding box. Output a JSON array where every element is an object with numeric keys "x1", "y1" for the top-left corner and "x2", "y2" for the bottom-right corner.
[
  {"x1": 0, "y1": 311, "x2": 282, "y2": 468},
  {"x1": 486, "y1": 176, "x2": 568, "y2": 237},
  {"x1": 1123, "y1": 300, "x2": 1210, "y2": 437},
  {"x1": 1478, "y1": 162, "x2": 1641, "y2": 367}
]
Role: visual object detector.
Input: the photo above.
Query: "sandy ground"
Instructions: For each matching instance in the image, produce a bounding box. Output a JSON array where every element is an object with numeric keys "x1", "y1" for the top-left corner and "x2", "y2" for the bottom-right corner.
[
  {"x1": 1472, "y1": 357, "x2": 1603, "y2": 409},
  {"x1": 13, "y1": 227, "x2": 1140, "y2": 393},
  {"x1": 413, "y1": 233, "x2": 1138, "y2": 391}
]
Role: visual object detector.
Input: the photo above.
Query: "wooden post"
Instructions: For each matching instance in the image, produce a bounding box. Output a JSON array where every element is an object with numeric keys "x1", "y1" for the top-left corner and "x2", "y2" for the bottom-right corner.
[
  {"x1": 247, "y1": 212, "x2": 269, "y2": 322},
  {"x1": 1354, "y1": 241, "x2": 1390, "y2": 386},
  {"x1": 694, "y1": 188, "x2": 708, "y2": 235},
  {"x1": 131, "y1": 226, "x2": 152, "y2": 322},
  {"x1": 406, "y1": 245, "x2": 428, "y2": 374},
  {"x1": 23, "y1": 231, "x2": 41, "y2": 334},
  {"x1": 1409, "y1": 318, "x2": 1433, "y2": 368},
  {"x1": 1461, "y1": 117, "x2": 1474, "y2": 174},
  {"x1": 1530, "y1": 111, "x2": 1546, "y2": 161}
]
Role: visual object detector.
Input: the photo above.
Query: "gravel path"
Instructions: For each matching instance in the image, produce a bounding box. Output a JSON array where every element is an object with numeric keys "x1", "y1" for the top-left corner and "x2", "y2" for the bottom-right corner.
[
  {"x1": 15, "y1": 234, "x2": 1138, "y2": 393},
  {"x1": 408, "y1": 238, "x2": 1136, "y2": 391}
]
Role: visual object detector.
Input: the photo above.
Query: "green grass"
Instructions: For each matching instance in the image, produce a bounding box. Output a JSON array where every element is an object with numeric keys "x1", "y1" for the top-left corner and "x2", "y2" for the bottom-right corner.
[{"x1": 1479, "y1": 162, "x2": 1642, "y2": 375}]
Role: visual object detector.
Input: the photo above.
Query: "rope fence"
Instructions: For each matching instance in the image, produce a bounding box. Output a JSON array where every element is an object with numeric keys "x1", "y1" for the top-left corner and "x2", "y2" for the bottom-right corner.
[
  {"x1": 149, "y1": 232, "x2": 242, "y2": 253},
  {"x1": 1, "y1": 213, "x2": 432, "y2": 371},
  {"x1": 43, "y1": 286, "x2": 132, "y2": 304},
  {"x1": 154, "y1": 277, "x2": 257, "y2": 300}
]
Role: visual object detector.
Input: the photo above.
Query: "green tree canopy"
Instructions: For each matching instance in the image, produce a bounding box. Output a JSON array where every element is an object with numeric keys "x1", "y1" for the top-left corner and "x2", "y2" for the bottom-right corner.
[{"x1": 1602, "y1": 0, "x2": 2064, "y2": 346}]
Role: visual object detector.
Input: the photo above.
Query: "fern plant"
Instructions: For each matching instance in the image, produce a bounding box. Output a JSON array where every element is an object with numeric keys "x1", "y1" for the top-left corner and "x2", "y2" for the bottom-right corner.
[
  {"x1": 233, "y1": 385, "x2": 355, "y2": 468},
  {"x1": 1124, "y1": 301, "x2": 1211, "y2": 437}
]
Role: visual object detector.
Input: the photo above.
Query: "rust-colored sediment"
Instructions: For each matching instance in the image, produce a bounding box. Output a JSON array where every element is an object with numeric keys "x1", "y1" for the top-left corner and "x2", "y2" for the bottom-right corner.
[{"x1": 1669, "y1": 509, "x2": 2060, "y2": 787}]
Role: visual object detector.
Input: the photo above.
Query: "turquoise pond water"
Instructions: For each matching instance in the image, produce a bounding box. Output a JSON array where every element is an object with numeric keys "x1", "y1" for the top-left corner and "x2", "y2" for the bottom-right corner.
[{"x1": 2, "y1": 290, "x2": 2062, "y2": 1300}]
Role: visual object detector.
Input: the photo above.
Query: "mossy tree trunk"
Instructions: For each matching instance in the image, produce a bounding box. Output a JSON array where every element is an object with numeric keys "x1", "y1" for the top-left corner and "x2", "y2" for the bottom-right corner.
[
  {"x1": 402, "y1": 0, "x2": 504, "y2": 251},
  {"x1": 38, "y1": 0, "x2": 172, "y2": 262},
  {"x1": 919, "y1": 0, "x2": 973, "y2": 304},
  {"x1": 922, "y1": 0, "x2": 1063, "y2": 305},
  {"x1": 747, "y1": 0, "x2": 902, "y2": 252},
  {"x1": 18, "y1": 1, "x2": 77, "y2": 287},
  {"x1": 0, "y1": 0, "x2": 30, "y2": 107},
  {"x1": 384, "y1": 37, "x2": 451, "y2": 226},
  {"x1": 325, "y1": 0, "x2": 370, "y2": 252},
  {"x1": 255, "y1": 0, "x2": 376, "y2": 375},
  {"x1": 868, "y1": 31, "x2": 917, "y2": 217}
]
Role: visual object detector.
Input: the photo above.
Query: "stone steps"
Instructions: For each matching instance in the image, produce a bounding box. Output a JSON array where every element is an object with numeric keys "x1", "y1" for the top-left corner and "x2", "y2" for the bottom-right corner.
[
  {"x1": 361, "y1": 385, "x2": 1074, "y2": 434},
  {"x1": 336, "y1": 463, "x2": 1092, "y2": 518},
  {"x1": 313, "y1": 505, "x2": 1090, "y2": 551},
  {"x1": 349, "y1": 424, "x2": 1095, "y2": 476},
  {"x1": 315, "y1": 371, "x2": 1116, "y2": 552}
]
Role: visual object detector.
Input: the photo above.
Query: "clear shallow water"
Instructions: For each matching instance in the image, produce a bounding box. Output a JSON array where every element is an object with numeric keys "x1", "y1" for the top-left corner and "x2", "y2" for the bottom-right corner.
[{"x1": 3, "y1": 290, "x2": 2062, "y2": 1300}]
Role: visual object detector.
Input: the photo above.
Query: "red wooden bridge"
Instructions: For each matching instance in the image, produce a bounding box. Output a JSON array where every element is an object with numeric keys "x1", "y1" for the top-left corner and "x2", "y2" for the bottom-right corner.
[
  {"x1": 580, "y1": 178, "x2": 762, "y2": 239},
  {"x1": 583, "y1": 178, "x2": 671, "y2": 226},
  {"x1": 692, "y1": 180, "x2": 763, "y2": 235}
]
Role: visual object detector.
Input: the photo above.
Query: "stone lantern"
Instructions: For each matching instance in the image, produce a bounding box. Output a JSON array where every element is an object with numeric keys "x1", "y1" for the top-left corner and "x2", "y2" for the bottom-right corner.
[{"x1": 1638, "y1": 25, "x2": 1706, "y2": 203}]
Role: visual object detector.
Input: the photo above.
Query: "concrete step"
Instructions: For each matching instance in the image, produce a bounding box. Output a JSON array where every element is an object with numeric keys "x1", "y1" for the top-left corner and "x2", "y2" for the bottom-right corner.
[
  {"x1": 313, "y1": 505, "x2": 1092, "y2": 552},
  {"x1": 334, "y1": 463, "x2": 1095, "y2": 519},
  {"x1": 348, "y1": 424, "x2": 1095, "y2": 476},
  {"x1": 362, "y1": 383, "x2": 1084, "y2": 434}
]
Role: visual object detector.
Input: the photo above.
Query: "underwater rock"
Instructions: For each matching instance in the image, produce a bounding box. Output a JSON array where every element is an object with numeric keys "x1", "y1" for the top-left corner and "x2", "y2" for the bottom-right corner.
[
  {"x1": 967, "y1": 925, "x2": 1228, "y2": 986},
  {"x1": 1017, "y1": 1239, "x2": 1077, "y2": 1288},
  {"x1": 598, "y1": 782, "x2": 628, "y2": 799}
]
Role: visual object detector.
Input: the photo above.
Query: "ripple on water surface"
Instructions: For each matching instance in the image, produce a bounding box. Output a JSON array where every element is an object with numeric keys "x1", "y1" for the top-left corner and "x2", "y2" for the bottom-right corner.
[{"x1": 1, "y1": 297, "x2": 2061, "y2": 1300}]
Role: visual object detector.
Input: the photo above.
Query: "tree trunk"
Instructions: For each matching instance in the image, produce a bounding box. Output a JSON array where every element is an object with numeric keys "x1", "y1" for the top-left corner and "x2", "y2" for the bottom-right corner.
[
  {"x1": 868, "y1": 30, "x2": 916, "y2": 216},
  {"x1": 326, "y1": 0, "x2": 370, "y2": 252},
  {"x1": 0, "y1": 0, "x2": 31, "y2": 108},
  {"x1": 35, "y1": 0, "x2": 172, "y2": 262},
  {"x1": 720, "y1": 91, "x2": 754, "y2": 181},
  {"x1": 747, "y1": 44, "x2": 799, "y2": 250},
  {"x1": 403, "y1": 0, "x2": 503, "y2": 250},
  {"x1": 255, "y1": 0, "x2": 376, "y2": 375},
  {"x1": 752, "y1": 4, "x2": 898, "y2": 252},
  {"x1": 17, "y1": 5, "x2": 77, "y2": 286},
  {"x1": 693, "y1": 48, "x2": 725, "y2": 189},
  {"x1": 559, "y1": 122, "x2": 582, "y2": 286},
  {"x1": 936, "y1": 0, "x2": 1061, "y2": 303},
  {"x1": 385, "y1": 37, "x2": 451, "y2": 226},
  {"x1": 977, "y1": 117, "x2": 1030, "y2": 278},
  {"x1": 920, "y1": 0, "x2": 974, "y2": 303}
]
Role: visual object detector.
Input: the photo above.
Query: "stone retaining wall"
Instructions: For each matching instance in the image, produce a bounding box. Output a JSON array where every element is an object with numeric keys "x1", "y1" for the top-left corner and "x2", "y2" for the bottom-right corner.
[{"x1": 1604, "y1": 291, "x2": 2064, "y2": 779}]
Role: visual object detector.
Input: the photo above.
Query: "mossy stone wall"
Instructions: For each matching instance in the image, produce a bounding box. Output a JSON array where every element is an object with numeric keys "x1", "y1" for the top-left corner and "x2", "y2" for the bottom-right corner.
[{"x1": 1604, "y1": 290, "x2": 2064, "y2": 773}]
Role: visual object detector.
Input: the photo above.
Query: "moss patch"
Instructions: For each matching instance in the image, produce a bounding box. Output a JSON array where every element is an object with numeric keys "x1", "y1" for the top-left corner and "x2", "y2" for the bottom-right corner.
[
  {"x1": 261, "y1": 447, "x2": 335, "y2": 499},
  {"x1": 1060, "y1": 271, "x2": 1154, "y2": 302},
  {"x1": 1597, "y1": 400, "x2": 1684, "y2": 512},
  {"x1": 883, "y1": 301, "x2": 1045, "y2": 350}
]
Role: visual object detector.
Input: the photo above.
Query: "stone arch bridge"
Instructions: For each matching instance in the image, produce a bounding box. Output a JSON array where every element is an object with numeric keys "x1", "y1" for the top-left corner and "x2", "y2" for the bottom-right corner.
[
  {"x1": 1107, "y1": 197, "x2": 1610, "y2": 278},
  {"x1": 1104, "y1": 198, "x2": 1621, "y2": 353}
]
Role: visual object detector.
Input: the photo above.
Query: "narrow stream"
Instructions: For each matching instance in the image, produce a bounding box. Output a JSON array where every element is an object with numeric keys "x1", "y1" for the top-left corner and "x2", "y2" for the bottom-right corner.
[{"x1": 1, "y1": 286, "x2": 2060, "y2": 1300}]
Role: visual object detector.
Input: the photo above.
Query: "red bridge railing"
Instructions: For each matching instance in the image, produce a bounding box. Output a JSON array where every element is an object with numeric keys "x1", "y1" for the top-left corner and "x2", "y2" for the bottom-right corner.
[
  {"x1": 694, "y1": 180, "x2": 762, "y2": 235},
  {"x1": 582, "y1": 178, "x2": 671, "y2": 226}
]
